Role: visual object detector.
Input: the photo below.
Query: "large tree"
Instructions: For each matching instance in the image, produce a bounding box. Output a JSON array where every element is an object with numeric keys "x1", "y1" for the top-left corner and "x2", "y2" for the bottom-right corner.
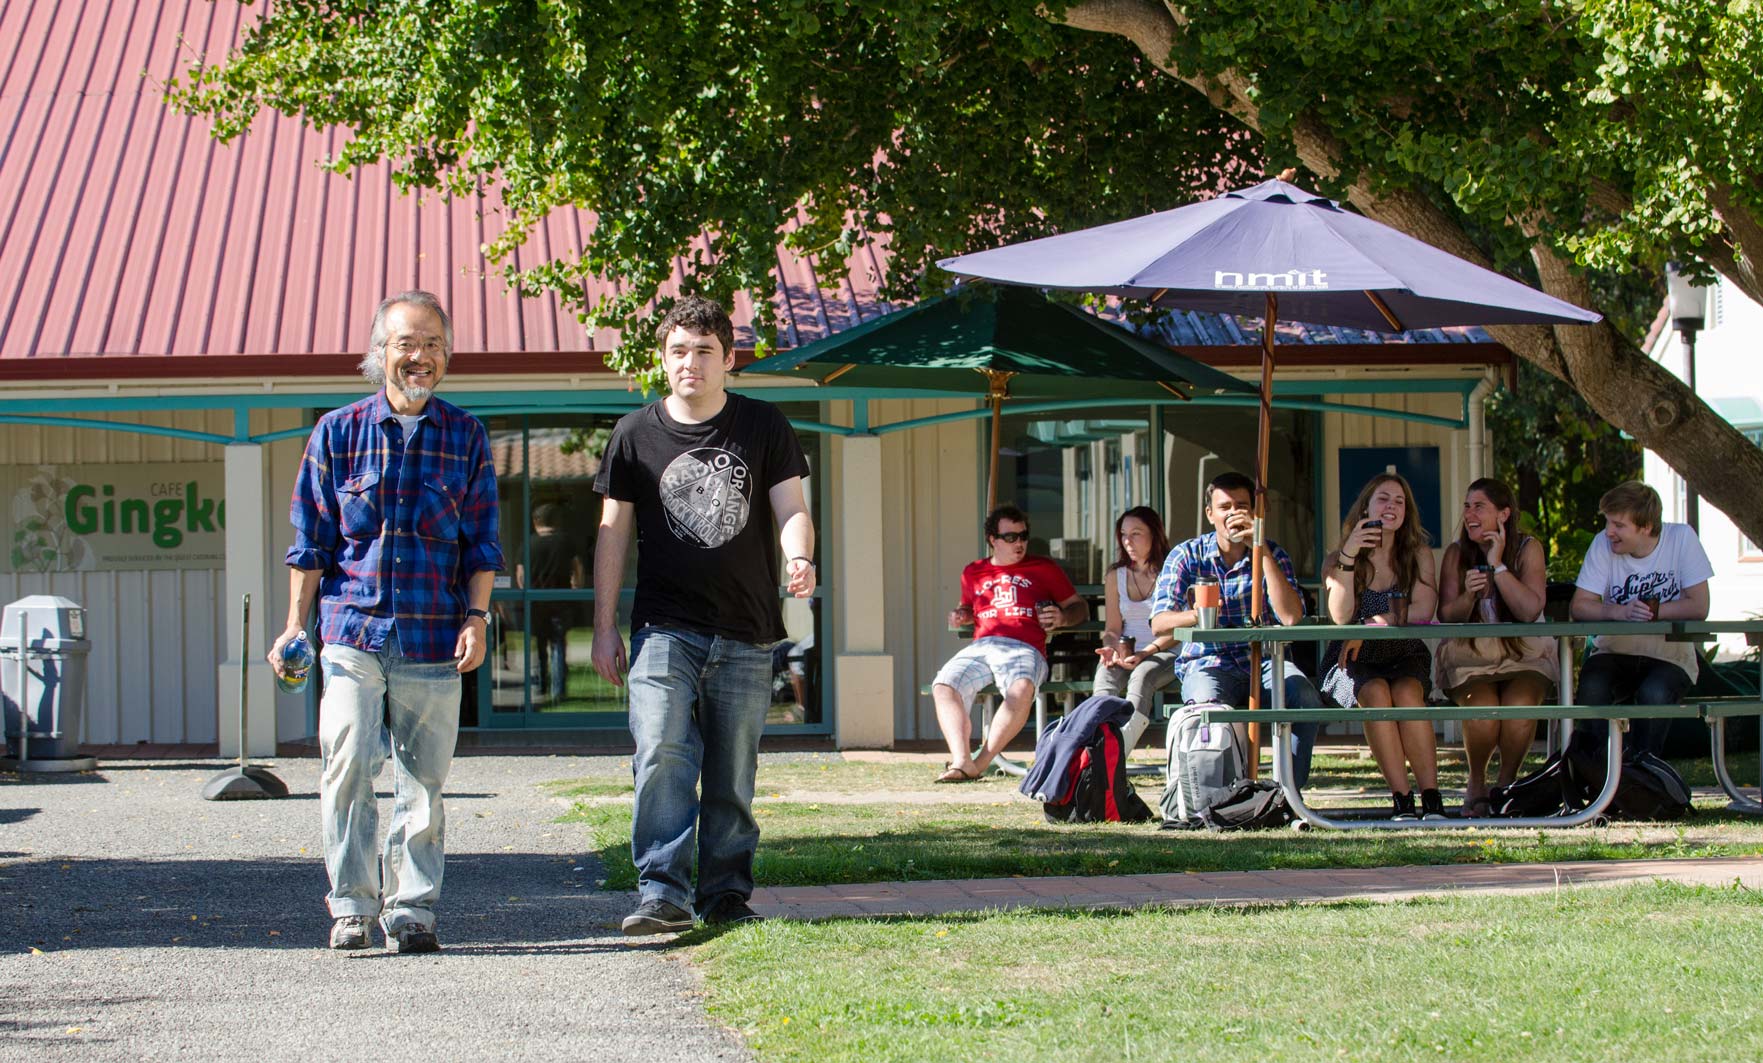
[{"x1": 170, "y1": 0, "x2": 1763, "y2": 540}]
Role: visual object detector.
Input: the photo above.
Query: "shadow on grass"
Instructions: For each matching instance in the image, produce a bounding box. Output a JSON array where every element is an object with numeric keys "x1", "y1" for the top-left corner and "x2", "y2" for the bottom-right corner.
[{"x1": 567, "y1": 800, "x2": 1763, "y2": 892}]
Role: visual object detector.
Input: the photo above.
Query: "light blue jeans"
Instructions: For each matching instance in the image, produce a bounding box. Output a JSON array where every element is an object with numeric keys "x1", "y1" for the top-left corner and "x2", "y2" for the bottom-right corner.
[
  {"x1": 626, "y1": 626, "x2": 773, "y2": 914},
  {"x1": 318, "y1": 631, "x2": 461, "y2": 933},
  {"x1": 1179, "y1": 659, "x2": 1323, "y2": 788}
]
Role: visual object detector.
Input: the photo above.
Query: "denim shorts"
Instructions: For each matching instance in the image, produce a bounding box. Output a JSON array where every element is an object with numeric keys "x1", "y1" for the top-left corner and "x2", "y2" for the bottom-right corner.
[{"x1": 933, "y1": 636, "x2": 1049, "y2": 703}]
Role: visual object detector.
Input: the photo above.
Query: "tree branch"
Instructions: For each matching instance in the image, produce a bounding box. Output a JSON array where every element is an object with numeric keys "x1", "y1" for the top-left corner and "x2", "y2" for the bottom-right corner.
[
  {"x1": 1707, "y1": 180, "x2": 1763, "y2": 304},
  {"x1": 1055, "y1": 0, "x2": 1261, "y2": 129}
]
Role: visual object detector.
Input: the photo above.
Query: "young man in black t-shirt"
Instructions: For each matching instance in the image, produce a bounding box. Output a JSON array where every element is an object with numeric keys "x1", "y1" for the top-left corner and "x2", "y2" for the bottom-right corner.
[{"x1": 592, "y1": 296, "x2": 816, "y2": 934}]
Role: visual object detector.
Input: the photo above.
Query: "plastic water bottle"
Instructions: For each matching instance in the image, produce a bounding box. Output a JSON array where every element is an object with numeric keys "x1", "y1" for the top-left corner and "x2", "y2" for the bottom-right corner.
[{"x1": 277, "y1": 632, "x2": 314, "y2": 694}]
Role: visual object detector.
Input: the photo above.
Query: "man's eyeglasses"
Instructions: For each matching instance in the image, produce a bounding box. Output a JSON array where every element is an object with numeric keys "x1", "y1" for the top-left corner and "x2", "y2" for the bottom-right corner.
[
  {"x1": 991, "y1": 531, "x2": 1030, "y2": 544},
  {"x1": 387, "y1": 337, "x2": 445, "y2": 356}
]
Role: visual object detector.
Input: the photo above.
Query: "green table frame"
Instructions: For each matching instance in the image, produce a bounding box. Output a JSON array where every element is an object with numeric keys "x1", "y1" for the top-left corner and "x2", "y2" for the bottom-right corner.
[{"x1": 1165, "y1": 619, "x2": 1763, "y2": 829}]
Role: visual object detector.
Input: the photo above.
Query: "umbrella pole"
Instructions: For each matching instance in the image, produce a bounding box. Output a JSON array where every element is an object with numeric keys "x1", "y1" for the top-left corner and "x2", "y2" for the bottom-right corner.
[
  {"x1": 987, "y1": 393, "x2": 1002, "y2": 514},
  {"x1": 1247, "y1": 294, "x2": 1278, "y2": 777},
  {"x1": 982, "y1": 370, "x2": 1012, "y2": 516}
]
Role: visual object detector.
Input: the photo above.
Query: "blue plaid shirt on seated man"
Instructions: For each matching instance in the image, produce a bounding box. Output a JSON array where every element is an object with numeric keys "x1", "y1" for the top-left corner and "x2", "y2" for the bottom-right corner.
[
  {"x1": 286, "y1": 389, "x2": 504, "y2": 662},
  {"x1": 1149, "y1": 530, "x2": 1304, "y2": 677}
]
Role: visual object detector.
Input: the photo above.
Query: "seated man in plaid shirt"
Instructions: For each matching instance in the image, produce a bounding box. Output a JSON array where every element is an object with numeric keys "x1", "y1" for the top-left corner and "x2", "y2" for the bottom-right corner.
[
  {"x1": 269, "y1": 290, "x2": 503, "y2": 954},
  {"x1": 1150, "y1": 472, "x2": 1324, "y2": 787}
]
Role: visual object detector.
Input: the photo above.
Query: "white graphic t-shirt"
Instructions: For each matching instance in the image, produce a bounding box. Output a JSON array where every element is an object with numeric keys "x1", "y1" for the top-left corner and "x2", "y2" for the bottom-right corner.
[{"x1": 1574, "y1": 522, "x2": 1714, "y2": 679}]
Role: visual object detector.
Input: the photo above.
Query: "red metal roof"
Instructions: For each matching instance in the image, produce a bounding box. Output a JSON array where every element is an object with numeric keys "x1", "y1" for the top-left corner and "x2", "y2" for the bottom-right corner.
[
  {"x1": 0, "y1": 1, "x2": 1501, "y2": 385},
  {"x1": 0, "y1": 0, "x2": 896, "y2": 374}
]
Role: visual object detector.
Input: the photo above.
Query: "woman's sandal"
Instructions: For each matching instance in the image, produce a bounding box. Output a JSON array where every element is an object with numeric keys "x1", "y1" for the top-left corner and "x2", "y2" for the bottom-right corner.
[
  {"x1": 935, "y1": 763, "x2": 985, "y2": 784},
  {"x1": 1462, "y1": 795, "x2": 1495, "y2": 819}
]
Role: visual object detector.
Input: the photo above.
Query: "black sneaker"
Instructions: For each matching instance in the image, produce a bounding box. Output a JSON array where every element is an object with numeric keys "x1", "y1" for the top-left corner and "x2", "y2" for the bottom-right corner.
[
  {"x1": 389, "y1": 925, "x2": 440, "y2": 954},
  {"x1": 1419, "y1": 788, "x2": 1448, "y2": 820},
  {"x1": 1390, "y1": 790, "x2": 1418, "y2": 821},
  {"x1": 329, "y1": 915, "x2": 372, "y2": 950},
  {"x1": 621, "y1": 899, "x2": 694, "y2": 937},
  {"x1": 700, "y1": 895, "x2": 765, "y2": 928}
]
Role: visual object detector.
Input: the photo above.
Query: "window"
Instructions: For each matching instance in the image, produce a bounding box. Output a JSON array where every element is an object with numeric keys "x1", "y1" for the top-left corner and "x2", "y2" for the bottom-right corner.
[
  {"x1": 470, "y1": 410, "x2": 826, "y2": 730},
  {"x1": 989, "y1": 408, "x2": 1155, "y2": 586},
  {"x1": 1162, "y1": 407, "x2": 1320, "y2": 577}
]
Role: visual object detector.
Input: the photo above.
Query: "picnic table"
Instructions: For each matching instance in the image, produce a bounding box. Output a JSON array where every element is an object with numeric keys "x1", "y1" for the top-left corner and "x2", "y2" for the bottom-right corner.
[{"x1": 1170, "y1": 618, "x2": 1763, "y2": 830}]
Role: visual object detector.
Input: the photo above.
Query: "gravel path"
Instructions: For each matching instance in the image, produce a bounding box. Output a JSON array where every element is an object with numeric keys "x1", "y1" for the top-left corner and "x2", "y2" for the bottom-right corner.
[{"x1": 0, "y1": 755, "x2": 747, "y2": 1062}]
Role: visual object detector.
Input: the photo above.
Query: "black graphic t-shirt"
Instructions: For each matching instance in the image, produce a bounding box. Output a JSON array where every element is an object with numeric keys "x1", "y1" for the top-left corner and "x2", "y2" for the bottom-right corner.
[{"x1": 594, "y1": 392, "x2": 810, "y2": 643}]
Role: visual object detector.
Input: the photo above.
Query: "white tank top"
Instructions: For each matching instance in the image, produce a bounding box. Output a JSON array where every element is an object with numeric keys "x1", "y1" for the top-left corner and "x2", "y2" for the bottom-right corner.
[{"x1": 1115, "y1": 566, "x2": 1155, "y2": 643}]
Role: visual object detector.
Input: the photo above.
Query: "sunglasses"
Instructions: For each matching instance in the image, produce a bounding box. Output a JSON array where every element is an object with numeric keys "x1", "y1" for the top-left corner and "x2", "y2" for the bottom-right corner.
[{"x1": 991, "y1": 531, "x2": 1031, "y2": 544}]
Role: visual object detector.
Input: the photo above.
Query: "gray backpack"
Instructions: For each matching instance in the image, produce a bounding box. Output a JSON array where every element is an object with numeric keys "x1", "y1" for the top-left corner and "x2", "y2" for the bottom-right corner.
[{"x1": 1160, "y1": 703, "x2": 1250, "y2": 823}]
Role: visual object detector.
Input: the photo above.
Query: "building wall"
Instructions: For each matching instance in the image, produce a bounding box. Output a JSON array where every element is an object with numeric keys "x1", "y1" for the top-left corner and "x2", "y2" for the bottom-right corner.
[{"x1": 872, "y1": 399, "x2": 984, "y2": 742}]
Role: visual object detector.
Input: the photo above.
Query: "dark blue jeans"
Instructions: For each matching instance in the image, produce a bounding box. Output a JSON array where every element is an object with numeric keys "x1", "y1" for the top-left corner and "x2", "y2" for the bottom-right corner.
[
  {"x1": 1575, "y1": 652, "x2": 1692, "y2": 759},
  {"x1": 626, "y1": 626, "x2": 773, "y2": 913},
  {"x1": 1179, "y1": 659, "x2": 1323, "y2": 788}
]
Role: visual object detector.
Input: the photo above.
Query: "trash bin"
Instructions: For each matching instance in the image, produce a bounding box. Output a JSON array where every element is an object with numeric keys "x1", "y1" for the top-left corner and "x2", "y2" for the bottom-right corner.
[{"x1": 2, "y1": 595, "x2": 93, "y2": 762}]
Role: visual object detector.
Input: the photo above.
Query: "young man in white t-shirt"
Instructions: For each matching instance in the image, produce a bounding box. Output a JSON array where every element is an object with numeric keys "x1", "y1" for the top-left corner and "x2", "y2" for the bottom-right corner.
[{"x1": 1568, "y1": 480, "x2": 1713, "y2": 756}]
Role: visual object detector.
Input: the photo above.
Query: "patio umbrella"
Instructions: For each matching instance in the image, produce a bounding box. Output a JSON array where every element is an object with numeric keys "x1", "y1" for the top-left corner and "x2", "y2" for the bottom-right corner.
[
  {"x1": 738, "y1": 285, "x2": 1255, "y2": 511},
  {"x1": 938, "y1": 177, "x2": 1600, "y2": 720}
]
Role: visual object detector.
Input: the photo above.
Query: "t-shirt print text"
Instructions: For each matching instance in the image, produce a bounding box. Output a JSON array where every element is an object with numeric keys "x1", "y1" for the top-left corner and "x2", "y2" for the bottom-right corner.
[
  {"x1": 977, "y1": 573, "x2": 1035, "y2": 620},
  {"x1": 1610, "y1": 571, "x2": 1680, "y2": 604},
  {"x1": 660, "y1": 447, "x2": 752, "y2": 548}
]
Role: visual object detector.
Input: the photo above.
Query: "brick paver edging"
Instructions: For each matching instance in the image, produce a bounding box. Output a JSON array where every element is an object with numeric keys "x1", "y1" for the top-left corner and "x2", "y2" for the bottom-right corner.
[{"x1": 750, "y1": 856, "x2": 1763, "y2": 920}]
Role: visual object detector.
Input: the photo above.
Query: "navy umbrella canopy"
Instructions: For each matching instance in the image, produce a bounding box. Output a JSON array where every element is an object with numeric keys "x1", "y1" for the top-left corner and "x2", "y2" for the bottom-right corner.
[
  {"x1": 939, "y1": 177, "x2": 1599, "y2": 718},
  {"x1": 938, "y1": 179, "x2": 1601, "y2": 332}
]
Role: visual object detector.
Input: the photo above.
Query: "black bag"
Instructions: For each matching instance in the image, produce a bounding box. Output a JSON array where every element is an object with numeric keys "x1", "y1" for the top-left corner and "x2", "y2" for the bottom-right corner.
[
  {"x1": 1494, "y1": 734, "x2": 1695, "y2": 821},
  {"x1": 1565, "y1": 731, "x2": 1693, "y2": 821},
  {"x1": 1042, "y1": 721, "x2": 1153, "y2": 824},
  {"x1": 1161, "y1": 779, "x2": 1295, "y2": 832},
  {"x1": 1490, "y1": 753, "x2": 1588, "y2": 818}
]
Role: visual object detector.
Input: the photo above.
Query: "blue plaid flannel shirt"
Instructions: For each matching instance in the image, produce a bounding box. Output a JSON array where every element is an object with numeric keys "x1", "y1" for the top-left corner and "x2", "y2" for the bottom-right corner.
[
  {"x1": 286, "y1": 390, "x2": 504, "y2": 663},
  {"x1": 1149, "y1": 531, "x2": 1304, "y2": 678}
]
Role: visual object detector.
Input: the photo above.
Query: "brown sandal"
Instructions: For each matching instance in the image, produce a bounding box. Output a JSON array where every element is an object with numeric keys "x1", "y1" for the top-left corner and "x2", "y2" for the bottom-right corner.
[{"x1": 935, "y1": 764, "x2": 984, "y2": 783}]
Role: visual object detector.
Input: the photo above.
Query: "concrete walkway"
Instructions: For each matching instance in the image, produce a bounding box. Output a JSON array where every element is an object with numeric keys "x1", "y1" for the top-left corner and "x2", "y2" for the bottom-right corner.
[
  {"x1": 753, "y1": 855, "x2": 1763, "y2": 919},
  {"x1": 0, "y1": 755, "x2": 745, "y2": 1063}
]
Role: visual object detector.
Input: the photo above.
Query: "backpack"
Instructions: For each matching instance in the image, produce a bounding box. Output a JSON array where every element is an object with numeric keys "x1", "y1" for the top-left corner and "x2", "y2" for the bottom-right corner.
[
  {"x1": 1492, "y1": 736, "x2": 1694, "y2": 821},
  {"x1": 1041, "y1": 721, "x2": 1154, "y2": 824},
  {"x1": 1159, "y1": 703, "x2": 1249, "y2": 824},
  {"x1": 1161, "y1": 779, "x2": 1295, "y2": 832},
  {"x1": 1564, "y1": 732, "x2": 1694, "y2": 821},
  {"x1": 1489, "y1": 753, "x2": 1587, "y2": 818}
]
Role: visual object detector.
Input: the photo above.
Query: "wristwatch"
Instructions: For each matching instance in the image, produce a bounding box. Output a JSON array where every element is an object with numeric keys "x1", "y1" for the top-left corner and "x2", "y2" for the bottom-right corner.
[{"x1": 465, "y1": 608, "x2": 490, "y2": 622}]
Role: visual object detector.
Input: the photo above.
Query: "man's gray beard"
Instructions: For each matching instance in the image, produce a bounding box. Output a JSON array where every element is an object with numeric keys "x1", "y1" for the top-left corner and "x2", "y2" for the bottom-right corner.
[{"x1": 393, "y1": 379, "x2": 434, "y2": 403}]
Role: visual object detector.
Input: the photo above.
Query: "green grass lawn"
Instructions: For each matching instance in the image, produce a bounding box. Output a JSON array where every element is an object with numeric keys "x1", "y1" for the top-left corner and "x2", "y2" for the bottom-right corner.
[
  {"x1": 558, "y1": 752, "x2": 1763, "y2": 890},
  {"x1": 687, "y1": 882, "x2": 1763, "y2": 1063}
]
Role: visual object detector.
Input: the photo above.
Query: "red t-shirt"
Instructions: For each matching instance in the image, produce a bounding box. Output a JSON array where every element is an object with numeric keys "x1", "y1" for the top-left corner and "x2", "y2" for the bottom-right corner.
[{"x1": 961, "y1": 555, "x2": 1078, "y2": 656}]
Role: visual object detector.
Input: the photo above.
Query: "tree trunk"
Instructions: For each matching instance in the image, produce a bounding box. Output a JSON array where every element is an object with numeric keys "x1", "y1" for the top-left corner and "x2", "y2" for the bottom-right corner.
[{"x1": 1056, "y1": 0, "x2": 1763, "y2": 547}]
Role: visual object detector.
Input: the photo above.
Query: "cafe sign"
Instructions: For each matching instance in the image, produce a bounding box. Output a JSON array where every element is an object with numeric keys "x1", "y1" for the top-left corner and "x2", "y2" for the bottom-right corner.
[{"x1": 3, "y1": 463, "x2": 227, "y2": 572}]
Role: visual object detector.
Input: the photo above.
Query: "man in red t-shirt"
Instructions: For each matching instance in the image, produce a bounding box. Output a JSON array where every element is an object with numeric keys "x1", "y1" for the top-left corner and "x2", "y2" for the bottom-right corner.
[{"x1": 931, "y1": 505, "x2": 1087, "y2": 782}]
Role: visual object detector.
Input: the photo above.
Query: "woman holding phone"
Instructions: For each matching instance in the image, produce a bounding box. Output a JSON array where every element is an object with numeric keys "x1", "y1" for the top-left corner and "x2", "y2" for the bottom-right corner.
[
  {"x1": 1435, "y1": 478, "x2": 1555, "y2": 817},
  {"x1": 1321, "y1": 473, "x2": 1441, "y2": 820}
]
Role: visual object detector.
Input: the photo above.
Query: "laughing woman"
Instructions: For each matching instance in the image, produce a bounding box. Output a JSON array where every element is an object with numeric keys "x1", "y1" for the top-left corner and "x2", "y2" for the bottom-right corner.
[
  {"x1": 1434, "y1": 478, "x2": 1556, "y2": 818},
  {"x1": 1321, "y1": 473, "x2": 1442, "y2": 820}
]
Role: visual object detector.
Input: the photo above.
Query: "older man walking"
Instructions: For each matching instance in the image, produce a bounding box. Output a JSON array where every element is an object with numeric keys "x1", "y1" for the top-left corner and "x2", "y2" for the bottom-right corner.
[{"x1": 269, "y1": 290, "x2": 503, "y2": 953}]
